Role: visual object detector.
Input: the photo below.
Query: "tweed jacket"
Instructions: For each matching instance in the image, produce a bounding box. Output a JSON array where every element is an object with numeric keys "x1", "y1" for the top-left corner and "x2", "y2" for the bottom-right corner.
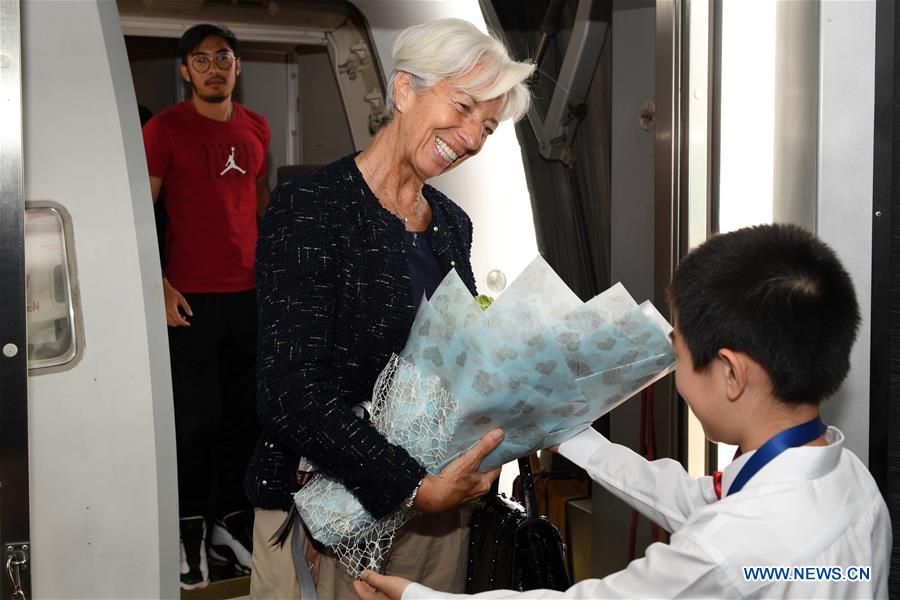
[{"x1": 245, "y1": 154, "x2": 478, "y2": 517}]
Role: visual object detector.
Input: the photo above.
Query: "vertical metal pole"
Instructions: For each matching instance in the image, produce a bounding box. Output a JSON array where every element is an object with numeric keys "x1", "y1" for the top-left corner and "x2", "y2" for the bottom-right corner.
[
  {"x1": 0, "y1": 0, "x2": 30, "y2": 597},
  {"x1": 709, "y1": 0, "x2": 722, "y2": 237},
  {"x1": 655, "y1": 1, "x2": 684, "y2": 319},
  {"x1": 655, "y1": 0, "x2": 687, "y2": 467},
  {"x1": 869, "y1": 0, "x2": 895, "y2": 495}
]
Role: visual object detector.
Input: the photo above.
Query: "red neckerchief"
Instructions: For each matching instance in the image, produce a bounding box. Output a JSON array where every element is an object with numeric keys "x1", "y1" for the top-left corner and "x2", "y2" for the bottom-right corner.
[{"x1": 713, "y1": 447, "x2": 743, "y2": 500}]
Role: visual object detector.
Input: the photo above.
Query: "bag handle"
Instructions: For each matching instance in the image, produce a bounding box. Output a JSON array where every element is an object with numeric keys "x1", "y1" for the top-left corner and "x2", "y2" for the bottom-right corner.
[{"x1": 517, "y1": 455, "x2": 540, "y2": 518}]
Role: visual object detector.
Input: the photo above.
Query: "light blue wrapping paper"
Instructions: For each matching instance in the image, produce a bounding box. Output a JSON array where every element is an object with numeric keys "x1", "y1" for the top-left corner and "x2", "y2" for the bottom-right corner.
[{"x1": 293, "y1": 256, "x2": 675, "y2": 576}]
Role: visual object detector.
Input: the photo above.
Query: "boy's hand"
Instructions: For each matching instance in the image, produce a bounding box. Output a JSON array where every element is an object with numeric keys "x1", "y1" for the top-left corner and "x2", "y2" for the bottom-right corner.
[{"x1": 353, "y1": 570, "x2": 410, "y2": 600}]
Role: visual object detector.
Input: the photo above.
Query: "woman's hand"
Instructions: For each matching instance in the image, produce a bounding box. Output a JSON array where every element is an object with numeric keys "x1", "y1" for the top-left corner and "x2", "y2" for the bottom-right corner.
[
  {"x1": 353, "y1": 570, "x2": 411, "y2": 600},
  {"x1": 412, "y1": 428, "x2": 503, "y2": 513}
]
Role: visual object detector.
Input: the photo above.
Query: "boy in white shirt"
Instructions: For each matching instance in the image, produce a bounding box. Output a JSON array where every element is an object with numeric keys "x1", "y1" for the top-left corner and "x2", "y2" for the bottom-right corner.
[{"x1": 354, "y1": 224, "x2": 891, "y2": 599}]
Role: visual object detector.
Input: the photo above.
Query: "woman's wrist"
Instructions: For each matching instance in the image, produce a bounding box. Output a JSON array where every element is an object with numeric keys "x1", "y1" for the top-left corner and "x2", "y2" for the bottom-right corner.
[{"x1": 404, "y1": 477, "x2": 425, "y2": 511}]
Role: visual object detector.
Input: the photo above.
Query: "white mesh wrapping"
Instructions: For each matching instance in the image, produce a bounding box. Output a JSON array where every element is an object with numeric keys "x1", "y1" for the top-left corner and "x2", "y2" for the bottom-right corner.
[{"x1": 294, "y1": 354, "x2": 458, "y2": 577}]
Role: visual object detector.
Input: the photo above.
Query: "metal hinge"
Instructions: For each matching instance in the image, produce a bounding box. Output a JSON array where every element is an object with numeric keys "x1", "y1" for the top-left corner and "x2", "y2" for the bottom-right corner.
[{"x1": 4, "y1": 543, "x2": 29, "y2": 600}]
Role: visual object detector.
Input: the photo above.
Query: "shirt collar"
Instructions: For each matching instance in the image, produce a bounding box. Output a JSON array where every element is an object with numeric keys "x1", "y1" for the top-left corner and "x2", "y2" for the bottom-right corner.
[{"x1": 721, "y1": 426, "x2": 844, "y2": 497}]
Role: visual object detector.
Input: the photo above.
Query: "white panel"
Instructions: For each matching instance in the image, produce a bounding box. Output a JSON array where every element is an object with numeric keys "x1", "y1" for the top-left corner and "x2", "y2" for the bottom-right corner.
[
  {"x1": 351, "y1": 0, "x2": 538, "y2": 293},
  {"x1": 718, "y1": 0, "x2": 776, "y2": 232},
  {"x1": 298, "y1": 51, "x2": 356, "y2": 165},
  {"x1": 816, "y1": 0, "x2": 876, "y2": 465},
  {"x1": 772, "y1": 0, "x2": 819, "y2": 231},
  {"x1": 22, "y1": 1, "x2": 177, "y2": 597},
  {"x1": 238, "y1": 50, "x2": 291, "y2": 186}
]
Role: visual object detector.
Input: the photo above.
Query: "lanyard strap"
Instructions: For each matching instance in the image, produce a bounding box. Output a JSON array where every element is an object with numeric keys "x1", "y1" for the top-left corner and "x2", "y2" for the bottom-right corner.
[{"x1": 727, "y1": 416, "x2": 827, "y2": 496}]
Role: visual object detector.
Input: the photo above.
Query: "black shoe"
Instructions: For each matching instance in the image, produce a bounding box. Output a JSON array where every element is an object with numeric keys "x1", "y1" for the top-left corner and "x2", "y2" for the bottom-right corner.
[
  {"x1": 208, "y1": 510, "x2": 253, "y2": 576},
  {"x1": 180, "y1": 516, "x2": 209, "y2": 590}
]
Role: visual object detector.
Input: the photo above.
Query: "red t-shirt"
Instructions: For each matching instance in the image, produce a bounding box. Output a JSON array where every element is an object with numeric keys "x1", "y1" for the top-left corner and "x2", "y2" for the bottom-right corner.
[{"x1": 142, "y1": 100, "x2": 270, "y2": 293}]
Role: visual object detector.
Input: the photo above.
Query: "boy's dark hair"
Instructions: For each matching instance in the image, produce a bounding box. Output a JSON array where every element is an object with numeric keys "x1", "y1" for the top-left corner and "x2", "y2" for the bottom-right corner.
[
  {"x1": 178, "y1": 24, "x2": 240, "y2": 66},
  {"x1": 669, "y1": 223, "x2": 860, "y2": 405}
]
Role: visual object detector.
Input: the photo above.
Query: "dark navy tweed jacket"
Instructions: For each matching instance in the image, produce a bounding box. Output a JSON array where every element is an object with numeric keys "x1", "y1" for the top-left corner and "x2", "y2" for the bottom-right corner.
[{"x1": 244, "y1": 153, "x2": 478, "y2": 517}]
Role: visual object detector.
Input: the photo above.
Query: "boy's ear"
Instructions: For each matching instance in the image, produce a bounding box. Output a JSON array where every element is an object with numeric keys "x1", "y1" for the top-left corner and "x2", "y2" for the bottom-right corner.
[
  {"x1": 717, "y1": 348, "x2": 748, "y2": 401},
  {"x1": 179, "y1": 63, "x2": 191, "y2": 84}
]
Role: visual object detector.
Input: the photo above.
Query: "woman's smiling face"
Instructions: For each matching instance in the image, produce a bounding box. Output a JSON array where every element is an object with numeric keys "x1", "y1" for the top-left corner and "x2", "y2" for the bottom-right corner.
[{"x1": 394, "y1": 70, "x2": 505, "y2": 180}]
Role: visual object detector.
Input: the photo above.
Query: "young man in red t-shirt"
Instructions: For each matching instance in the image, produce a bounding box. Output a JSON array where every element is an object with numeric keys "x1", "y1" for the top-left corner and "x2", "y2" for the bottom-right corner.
[{"x1": 142, "y1": 23, "x2": 270, "y2": 590}]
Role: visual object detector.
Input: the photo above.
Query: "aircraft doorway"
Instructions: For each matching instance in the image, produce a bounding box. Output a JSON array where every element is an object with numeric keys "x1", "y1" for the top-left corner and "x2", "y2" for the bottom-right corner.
[{"x1": 123, "y1": 26, "x2": 360, "y2": 599}]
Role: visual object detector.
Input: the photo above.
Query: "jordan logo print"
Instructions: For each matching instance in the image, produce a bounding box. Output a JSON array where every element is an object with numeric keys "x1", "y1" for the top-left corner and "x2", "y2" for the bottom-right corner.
[{"x1": 219, "y1": 146, "x2": 247, "y2": 176}]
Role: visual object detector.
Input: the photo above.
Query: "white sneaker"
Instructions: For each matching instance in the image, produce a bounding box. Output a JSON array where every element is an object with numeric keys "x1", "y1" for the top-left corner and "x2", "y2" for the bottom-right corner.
[
  {"x1": 209, "y1": 510, "x2": 253, "y2": 576},
  {"x1": 180, "y1": 516, "x2": 209, "y2": 590}
]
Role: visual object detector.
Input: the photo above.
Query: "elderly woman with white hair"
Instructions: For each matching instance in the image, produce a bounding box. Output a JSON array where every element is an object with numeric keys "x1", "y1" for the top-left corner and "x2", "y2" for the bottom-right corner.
[{"x1": 245, "y1": 18, "x2": 533, "y2": 599}]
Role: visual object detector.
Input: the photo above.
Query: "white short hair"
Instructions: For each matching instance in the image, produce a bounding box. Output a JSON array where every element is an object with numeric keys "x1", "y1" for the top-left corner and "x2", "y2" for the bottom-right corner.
[{"x1": 381, "y1": 18, "x2": 534, "y2": 126}]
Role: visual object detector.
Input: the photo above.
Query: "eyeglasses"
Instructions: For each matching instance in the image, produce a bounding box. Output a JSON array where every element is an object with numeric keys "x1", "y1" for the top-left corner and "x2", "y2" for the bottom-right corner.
[{"x1": 190, "y1": 53, "x2": 234, "y2": 73}]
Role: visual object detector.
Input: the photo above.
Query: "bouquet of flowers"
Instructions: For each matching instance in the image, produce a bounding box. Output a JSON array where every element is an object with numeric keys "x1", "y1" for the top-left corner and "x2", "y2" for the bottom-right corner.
[{"x1": 294, "y1": 256, "x2": 675, "y2": 576}]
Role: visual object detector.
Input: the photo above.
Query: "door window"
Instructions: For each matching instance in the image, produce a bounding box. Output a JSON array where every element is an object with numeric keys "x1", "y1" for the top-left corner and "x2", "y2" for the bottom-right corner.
[{"x1": 25, "y1": 206, "x2": 79, "y2": 370}]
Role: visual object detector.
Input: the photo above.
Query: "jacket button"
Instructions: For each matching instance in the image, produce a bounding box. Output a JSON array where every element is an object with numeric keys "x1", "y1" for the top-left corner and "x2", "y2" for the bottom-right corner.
[
  {"x1": 433, "y1": 226, "x2": 438, "y2": 232},
  {"x1": 261, "y1": 479, "x2": 268, "y2": 485},
  {"x1": 450, "y1": 260, "x2": 456, "y2": 267}
]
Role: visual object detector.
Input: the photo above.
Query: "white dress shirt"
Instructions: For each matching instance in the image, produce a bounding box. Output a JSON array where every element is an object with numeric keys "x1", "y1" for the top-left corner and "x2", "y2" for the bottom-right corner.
[{"x1": 404, "y1": 427, "x2": 890, "y2": 599}]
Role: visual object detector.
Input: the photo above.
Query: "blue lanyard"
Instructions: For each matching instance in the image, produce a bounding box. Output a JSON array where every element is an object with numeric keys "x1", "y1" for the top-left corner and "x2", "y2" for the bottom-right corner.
[{"x1": 727, "y1": 416, "x2": 827, "y2": 496}]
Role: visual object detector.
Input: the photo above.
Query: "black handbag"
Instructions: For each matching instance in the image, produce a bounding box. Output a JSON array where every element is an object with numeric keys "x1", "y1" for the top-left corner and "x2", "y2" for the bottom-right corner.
[{"x1": 466, "y1": 456, "x2": 571, "y2": 593}]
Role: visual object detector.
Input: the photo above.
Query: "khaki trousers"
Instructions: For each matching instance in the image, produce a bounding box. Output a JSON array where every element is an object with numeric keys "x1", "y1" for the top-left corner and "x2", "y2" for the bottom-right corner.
[
  {"x1": 250, "y1": 506, "x2": 471, "y2": 600},
  {"x1": 251, "y1": 509, "x2": 301, "y2": 600}
]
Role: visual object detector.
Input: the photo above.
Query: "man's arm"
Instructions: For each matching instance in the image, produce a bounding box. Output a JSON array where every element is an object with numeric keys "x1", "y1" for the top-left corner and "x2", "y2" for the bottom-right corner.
[
  {"x1": 142, "y1": 116, "x2": 169, "y2": 206},
  {"x1": 147, "y1": 174, "x2": 191, "y2": 326},
  {"x1": 256, "y1": 174, "x2": 270, "y2": 220},
  {"x1": 149, "y1": 176, "x2": 162, "y2": 204},
  {"x1": 256, "y1": 118, "x2": 271, "y2": 220},
  {"x1": 559, "y1": 428, "x2": 717, "y2": 533}
]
